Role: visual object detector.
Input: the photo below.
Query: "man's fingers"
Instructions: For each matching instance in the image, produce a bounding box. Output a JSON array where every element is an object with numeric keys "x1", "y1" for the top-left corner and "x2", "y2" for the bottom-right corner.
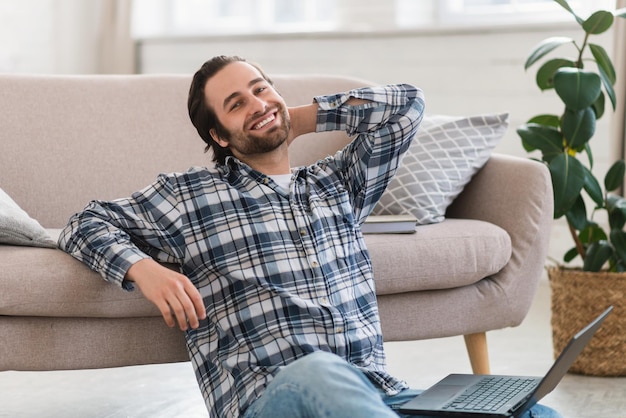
[
  {"x1": 167, "y1": 281, "x2": 206, "y2": 330},
  {"x1": 155, "y1": 300, "x2": 177, "y2": 328},
  {"x1": 184, "y1": 279, "x2": 207, "y2": 324},
  {"x1": 169, "y1": 296, "x2": 192, "y2": 331}
]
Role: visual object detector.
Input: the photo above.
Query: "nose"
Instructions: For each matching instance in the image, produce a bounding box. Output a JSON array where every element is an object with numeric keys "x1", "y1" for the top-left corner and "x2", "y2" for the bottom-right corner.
[{"x1": 249, "y1": 94, "x2": 267, "y2": 115}]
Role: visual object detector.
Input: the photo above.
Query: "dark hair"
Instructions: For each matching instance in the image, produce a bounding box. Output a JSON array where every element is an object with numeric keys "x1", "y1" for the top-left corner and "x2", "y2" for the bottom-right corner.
[{"x1": 187, "y1": 55, "x2": 273, "y2": 165}]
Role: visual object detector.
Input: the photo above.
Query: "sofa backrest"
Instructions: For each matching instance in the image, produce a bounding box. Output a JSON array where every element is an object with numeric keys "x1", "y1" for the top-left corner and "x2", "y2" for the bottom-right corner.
[{"x1": 0, "y1": 73, "x2": 373, "y2": 228}]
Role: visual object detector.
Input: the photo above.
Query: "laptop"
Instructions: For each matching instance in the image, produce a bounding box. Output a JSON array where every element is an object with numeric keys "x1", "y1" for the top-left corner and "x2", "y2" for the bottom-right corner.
[{"x1": 399, "y1": 306, "x2": 613, "y2": 417}]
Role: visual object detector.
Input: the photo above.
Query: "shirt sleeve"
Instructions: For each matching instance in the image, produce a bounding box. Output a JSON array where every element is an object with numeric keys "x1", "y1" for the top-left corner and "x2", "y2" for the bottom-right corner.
[
  {"x1": 57, "y1": 173, "x2": 186, "y2": 290},
  {"x1": 313, "y1": 84, "x2": 425, "y2": 224}
]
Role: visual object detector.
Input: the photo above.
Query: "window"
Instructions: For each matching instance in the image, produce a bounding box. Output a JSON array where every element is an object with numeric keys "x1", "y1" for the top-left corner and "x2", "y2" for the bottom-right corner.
[
  {"x1": 435, "y1": 0, "x2": 616, "y2": 26},
  {"x1": 395, "y1": 0, "x2": 616, "y2": 29},
  {"x1": 131, "y1": 0, "x2": 336, "y2": 38},
  {"x1": 132, "y1": 0, "x2": 617, "y2": 39}
]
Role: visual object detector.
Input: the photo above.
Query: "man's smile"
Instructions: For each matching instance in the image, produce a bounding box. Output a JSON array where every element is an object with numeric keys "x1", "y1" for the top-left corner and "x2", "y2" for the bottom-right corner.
[{"x1": 250, "y1": 112, "x2": 277, "y2": 131}]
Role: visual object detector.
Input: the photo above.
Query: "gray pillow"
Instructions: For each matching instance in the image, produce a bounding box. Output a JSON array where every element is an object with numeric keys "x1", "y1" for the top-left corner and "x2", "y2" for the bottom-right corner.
[
  {"x1": 372, "y1": 113, "x2": 509, "y2": 225},
  {"x1": 0, "y1": 188, "x2": 57, "y2": 248}
]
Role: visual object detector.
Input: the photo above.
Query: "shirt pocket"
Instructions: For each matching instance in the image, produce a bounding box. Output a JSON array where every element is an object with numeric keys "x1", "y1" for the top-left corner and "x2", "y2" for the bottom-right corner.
[{"x1": 307, "y1": 187, "x2": 358, "y2": 261}]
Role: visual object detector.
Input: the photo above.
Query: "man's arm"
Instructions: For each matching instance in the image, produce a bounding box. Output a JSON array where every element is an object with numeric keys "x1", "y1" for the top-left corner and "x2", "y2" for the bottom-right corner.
[
  {"x1": 58, "y1": 174, "x2": 206, "y2": 331},
  {"x1": 313, "y1": 84, "x2": 425, "y2": 222},
  {"x1": 286, "y1": 98, "x2": 370, "y2": 145}
]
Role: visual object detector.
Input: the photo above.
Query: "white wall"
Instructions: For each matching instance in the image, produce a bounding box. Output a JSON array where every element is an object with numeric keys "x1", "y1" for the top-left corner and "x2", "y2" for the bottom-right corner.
[{"x1": 0, "y1": 0, "x2": 101, "y2": 74}]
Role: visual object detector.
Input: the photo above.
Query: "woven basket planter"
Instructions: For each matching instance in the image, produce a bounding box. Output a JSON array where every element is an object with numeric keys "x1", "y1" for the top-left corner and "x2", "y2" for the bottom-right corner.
[{"x1": 548, "y1": 266, "x2": 626, "y2": 376}]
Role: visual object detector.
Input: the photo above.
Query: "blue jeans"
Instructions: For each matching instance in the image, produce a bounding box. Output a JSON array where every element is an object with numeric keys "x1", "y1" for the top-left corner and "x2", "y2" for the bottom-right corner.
[{"x1": 243, "y1": 351, "x2": 563, "y2": 418}]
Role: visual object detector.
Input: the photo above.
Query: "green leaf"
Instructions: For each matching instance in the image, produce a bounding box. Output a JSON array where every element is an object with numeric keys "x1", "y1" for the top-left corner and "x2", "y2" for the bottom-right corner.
[
  {"x1": 597, "y1": 64, "x2": 617, "y2": 110},
  {"x1": 582, "y1": 11, "x2": 614, "y2": 35},
  {"x1": 565, "y1": 195, "x2": 588, "y2": 231},
  {"x1": 582, "y1": 165, "x2": 604, "y2": 207},
  {"x1": 592, "y1": 91, "x2": 605, "y2": 119},
  {"x1": 605, "y1": 160, "x2": 626, "y2": 191},
  {"x1": 609, "y1": 209, "x2": 626, "y2": 231},
  {"x1": 564, "y1": 247, "x2": 580, "y2": 262},
  {"x1": 583, "y1": 241, "x2": 613, "y2": 272},
  {"x1": 561, "y1": 107, "x2": 596, "y2": 149},
  {"x1": 607, "y1": 194, "x2": 626, "y2": 210},
  {"x1": 527, "y1": 114, "x2": 561, "y2": 128},
  {"x1": 516, "y1": 124, "x2": 563, "y2": 157},
  {"x1": 607, "y1": 195, "x2": 626, "y2": 230},
  {"x1": 549, "y1": 153, "x2": 586, "y2": 218},
  {"x1": 579, "y1": 222, "x2": 608, "y2": 243},
  {"x1": 553, "y1": 0, "x2": 584, "y2": 24},
  {"x1": 536, "y1": 59, "x2": 576, "y2": 90},
  {"x1": 589, "y1": 43, "x2": 616, "y2": 84},
  {"x1": 583, "y1": 142, "x2": 594, "y2": 169},
  {"x1": 610, "y1": 229, "x2": 626, "y2": 266},
  {"x1": 524, "y1": 37, "x2": 575, "y2": 70},
  {"x1": 553, "y1": 68, "x2": 602, "y2": 111}
]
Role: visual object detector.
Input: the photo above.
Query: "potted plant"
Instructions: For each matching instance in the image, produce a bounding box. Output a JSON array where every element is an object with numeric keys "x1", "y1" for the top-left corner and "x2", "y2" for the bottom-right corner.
[{"x1": 517, "y1": 0, "x2": 626, "y2": 376}]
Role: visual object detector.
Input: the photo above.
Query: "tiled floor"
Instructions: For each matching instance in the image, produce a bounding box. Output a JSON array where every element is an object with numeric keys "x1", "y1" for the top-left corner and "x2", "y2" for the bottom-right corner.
[{"x1": 1, "y1": 279, "x2": 624, "y2": 417}]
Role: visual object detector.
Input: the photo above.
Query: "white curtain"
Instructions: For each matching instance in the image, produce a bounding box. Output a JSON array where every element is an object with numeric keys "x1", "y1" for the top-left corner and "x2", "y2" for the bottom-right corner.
[
  {"x1": 97, "y1": 0, "x2": 134, "y2": 74},
  {"x1": 612, "y1": 0, "x2": 626, "y2": 192}
]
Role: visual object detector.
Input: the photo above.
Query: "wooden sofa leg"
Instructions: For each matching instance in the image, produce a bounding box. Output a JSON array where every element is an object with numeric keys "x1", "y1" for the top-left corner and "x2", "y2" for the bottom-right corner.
[{"x1": 464, "y1": 332, "x2": 491, "y2": 375}]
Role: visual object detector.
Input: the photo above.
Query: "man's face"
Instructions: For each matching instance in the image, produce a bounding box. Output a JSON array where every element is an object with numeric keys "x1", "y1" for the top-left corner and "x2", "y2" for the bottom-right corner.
[{"x1": 204, "y1": 61, "x2": 290, "y2": 159}]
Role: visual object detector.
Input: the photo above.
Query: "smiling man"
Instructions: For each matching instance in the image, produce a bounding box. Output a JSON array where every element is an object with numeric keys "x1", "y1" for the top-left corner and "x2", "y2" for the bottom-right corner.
[{"x1": 58, "y1": 55, "x2": 561, "y2": 418}]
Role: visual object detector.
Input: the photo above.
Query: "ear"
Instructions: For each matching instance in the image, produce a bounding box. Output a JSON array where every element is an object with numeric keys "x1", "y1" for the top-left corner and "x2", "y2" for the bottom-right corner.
[{"x1": 210, "y1": 129, "x2": 229, "y2": 148}]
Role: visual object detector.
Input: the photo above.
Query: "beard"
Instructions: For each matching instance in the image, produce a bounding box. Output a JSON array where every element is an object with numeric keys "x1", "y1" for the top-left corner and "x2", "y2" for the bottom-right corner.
[{"x1": 222, "y1": 104, "x2": 291, "y2": 157}]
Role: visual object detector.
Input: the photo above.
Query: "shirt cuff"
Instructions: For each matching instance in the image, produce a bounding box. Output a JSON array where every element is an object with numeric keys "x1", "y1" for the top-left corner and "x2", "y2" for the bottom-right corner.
[{"x1": 100, "y1": 244, "x2": 151, "y2": 291}]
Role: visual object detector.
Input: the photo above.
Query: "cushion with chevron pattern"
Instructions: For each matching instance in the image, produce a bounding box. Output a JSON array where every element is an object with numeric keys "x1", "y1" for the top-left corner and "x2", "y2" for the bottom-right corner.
[{"x1": 372, "y1": 113, "x2": 509, "y2": 225}]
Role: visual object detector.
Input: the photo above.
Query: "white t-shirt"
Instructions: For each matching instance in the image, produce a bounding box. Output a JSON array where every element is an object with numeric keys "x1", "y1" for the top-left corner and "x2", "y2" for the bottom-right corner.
[{"x1": 269, "y1": 173, "x2": 292, "y2": 191}]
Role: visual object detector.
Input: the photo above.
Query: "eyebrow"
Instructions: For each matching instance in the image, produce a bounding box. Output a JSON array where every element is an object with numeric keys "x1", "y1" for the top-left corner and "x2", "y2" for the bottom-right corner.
[{"x1": 222, "y1": 77, "x2": 266, "y2": 111}]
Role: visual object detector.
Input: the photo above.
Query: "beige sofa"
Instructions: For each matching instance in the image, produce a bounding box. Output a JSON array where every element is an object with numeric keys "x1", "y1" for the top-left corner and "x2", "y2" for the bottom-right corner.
[{"x1": 0, "y1": 74, "x2": 553, "y2": 375}]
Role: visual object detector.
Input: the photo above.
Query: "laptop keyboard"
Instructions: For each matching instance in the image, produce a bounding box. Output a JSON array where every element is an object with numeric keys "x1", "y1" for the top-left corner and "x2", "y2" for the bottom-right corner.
[{"x1": 443, "y1": 377, "x2": 537, "y2": 412}]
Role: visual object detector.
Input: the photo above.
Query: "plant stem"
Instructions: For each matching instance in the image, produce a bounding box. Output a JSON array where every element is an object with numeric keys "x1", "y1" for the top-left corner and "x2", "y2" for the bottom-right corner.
[
  {"x1": 576, "y1": 32, "x2": 590, "y2": 68},
  {"x1": 568, "y1": 220, "x2": 586, "y2": 259}
]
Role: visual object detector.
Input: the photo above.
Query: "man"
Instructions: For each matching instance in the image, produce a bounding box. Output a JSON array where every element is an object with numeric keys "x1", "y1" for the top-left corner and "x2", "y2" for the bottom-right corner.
[{"x1": 59, "y1": 56, "x2": 561, "y2": 418}]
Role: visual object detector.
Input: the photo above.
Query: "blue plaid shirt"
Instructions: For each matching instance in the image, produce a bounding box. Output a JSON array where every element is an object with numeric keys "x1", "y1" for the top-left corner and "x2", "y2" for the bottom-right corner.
[{"x1": 59, "y1": 84, "x2": 424, "y2": 417}]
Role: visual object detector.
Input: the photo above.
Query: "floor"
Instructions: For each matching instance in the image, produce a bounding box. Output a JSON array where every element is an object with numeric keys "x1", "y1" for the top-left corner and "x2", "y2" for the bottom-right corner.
[{"x1": 1, "y1": 279, "x2": 625, "y2": 418}]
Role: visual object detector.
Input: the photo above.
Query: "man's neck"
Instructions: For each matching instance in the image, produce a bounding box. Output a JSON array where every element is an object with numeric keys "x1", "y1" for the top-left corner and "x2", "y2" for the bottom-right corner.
[{"x1": 236, "y1": 146, "x2": 291, "y2": 175}]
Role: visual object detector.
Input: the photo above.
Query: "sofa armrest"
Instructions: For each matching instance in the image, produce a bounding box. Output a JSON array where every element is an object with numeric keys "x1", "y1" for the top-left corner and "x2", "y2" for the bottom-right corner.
[{"x1": 446, "y1": 153, "x2": 554, "y2": 326}]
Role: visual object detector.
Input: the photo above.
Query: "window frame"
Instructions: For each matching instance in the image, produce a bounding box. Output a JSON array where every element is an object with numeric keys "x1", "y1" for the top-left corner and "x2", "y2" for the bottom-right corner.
[{"x1": 436, "y1": 0, "x2": 616, "y2": 26}]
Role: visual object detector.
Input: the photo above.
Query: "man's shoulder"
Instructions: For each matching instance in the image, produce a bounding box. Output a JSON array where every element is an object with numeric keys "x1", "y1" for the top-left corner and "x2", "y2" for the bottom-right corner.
[
  {"x1": 169, "y1": 165, "x2": 221, "y2": 177},
  {"x1": 157, "y1": 165, "x2": 226, "y2": 190}
]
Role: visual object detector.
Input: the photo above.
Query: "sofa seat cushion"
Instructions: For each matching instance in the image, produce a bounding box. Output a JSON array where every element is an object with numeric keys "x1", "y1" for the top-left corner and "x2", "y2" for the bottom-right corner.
[
  {"x1": 366, "y1": 218, "x2": 511, "y2": 296},
  {"x1": 0, "y1": 219, "x2": 510, "y2": 318},
  {"x1": 0, "y1": 239, "x2": 159, "y2": 318}
]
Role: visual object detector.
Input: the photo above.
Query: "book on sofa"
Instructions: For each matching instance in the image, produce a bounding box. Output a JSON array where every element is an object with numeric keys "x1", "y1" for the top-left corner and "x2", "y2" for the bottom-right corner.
[{"x1": 361, "y1": 215, "x2": 417, "y2": 234}]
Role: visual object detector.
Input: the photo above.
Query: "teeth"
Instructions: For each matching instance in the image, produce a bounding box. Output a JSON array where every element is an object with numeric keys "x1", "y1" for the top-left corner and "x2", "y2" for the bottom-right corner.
[{"x1": 253, "y1": 114, "x2": 275, "y2": 130}]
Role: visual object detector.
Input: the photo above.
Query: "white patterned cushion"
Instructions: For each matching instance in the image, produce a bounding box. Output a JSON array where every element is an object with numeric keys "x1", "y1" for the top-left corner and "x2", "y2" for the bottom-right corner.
[
  {"x1": 0, "y1": 188, "x2": 56, "y2": 248},
  {"x1": 372, "y1": 113, "x2": 509, "y2": 225}
]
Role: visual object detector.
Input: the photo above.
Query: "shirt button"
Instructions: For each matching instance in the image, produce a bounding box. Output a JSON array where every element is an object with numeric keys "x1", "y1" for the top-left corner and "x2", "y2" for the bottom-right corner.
[
  {"x1": 329, "y1": 101, "x2": 337, "y2": 108},
  {"x1": 320, "y1": 297, "x2": 329, "y2": 304},
  {"x1": 299, "y1": 229, "x2": 307, "y2": 236},
  {"x1": 335, "y1": 327, "x2": 344, "y2": 333},
  {"x1": 311, "y1": 260, "x2": 319, "y2": 268},
  {"x1": 262, "y1": 178, "x2": 269, "y2": 185}
]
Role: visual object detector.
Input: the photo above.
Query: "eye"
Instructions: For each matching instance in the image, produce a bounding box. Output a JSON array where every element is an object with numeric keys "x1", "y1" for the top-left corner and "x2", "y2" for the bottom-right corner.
[
  {"x1": 230, "y1": 101, "x2": 242, "y2": 111},
  {"x1": 255, "y1": 86, "x2": 267, "y2": 94}
]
